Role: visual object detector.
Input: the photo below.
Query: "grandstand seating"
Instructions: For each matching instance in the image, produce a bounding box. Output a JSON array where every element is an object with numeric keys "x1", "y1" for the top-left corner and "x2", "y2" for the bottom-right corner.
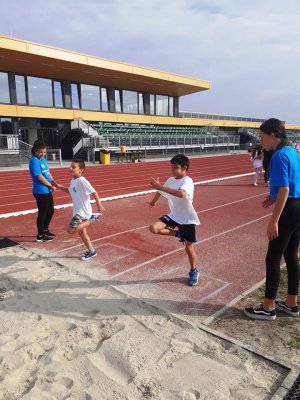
[{"x1": 88, "y1": 121, "x2": 237, "y2": 149}]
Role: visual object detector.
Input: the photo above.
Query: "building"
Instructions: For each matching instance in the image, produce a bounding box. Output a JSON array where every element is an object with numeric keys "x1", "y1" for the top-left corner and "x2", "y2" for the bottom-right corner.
[{"x1": 1, "y1": 35, "x2": 299, "y2": 161}]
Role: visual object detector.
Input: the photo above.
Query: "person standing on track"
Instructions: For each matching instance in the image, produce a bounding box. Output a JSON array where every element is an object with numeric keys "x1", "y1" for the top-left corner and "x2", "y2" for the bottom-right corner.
[
  {"x1": 29, "y1": 141, "x2": 57, "y2": 242},
  {"x1": 148, "y1": 154, "x2": 200, "y2": 286},
  {"x1": 244, "y1": 118, "x2": 300, "y2": 320},
  {"x1": 262, "y1": 149, "x2": 273, "y2": 187},
  {"x1": 56, "y1": 159, "x2": 105, "y2": 261},
  {"x1": 251, "y1": 144, "x2": 264, "y2": 186}
]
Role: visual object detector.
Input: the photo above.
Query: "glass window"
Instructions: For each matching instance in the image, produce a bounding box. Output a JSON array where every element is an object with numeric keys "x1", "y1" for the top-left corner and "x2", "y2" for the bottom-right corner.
[
  {"x1": 101, "y1": 88, "x2": 108, "y2": 111},
  {"x1": 150, "y1": 94, "x2": 155, "y2": 115},
  {"x1": 81, "y1": 84, "x2": 100, "y2": 111},
  {"x1": 53, "y1": 81, "x2": 63, "y2": 107},
  {"x1": 169, "y1": 97, "x2": 174, "y2": 116},
  {"x1": 0, "y1": 72, "x2": 10, "y2": 103},
  {"x1": 122, "y1": 90, "x2": 138, "y2": 114},
  {"x1": 15, "y1": 75, "x2": 26, "y2": 104},
  {"x1": 156, "y1": 95, "x2": 168, "y2": 116},
  {"x1": 138, "y1": 93, "x2": 144, "y2": 114},
  {"x1": 28, "y1": 76, "x2": 53, "y2": 107},
  {"x1": 115, "y1": 90, "x2": 122, "y2": 113},
  {"x1": 0, "y1": 118, "x2": 13, "y2": 135},
  {"x1": 71, "y1": 83, "x2": 80, "y2": 109}
]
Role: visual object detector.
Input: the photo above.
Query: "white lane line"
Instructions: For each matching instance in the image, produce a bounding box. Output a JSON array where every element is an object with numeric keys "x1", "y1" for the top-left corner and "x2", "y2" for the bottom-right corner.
[
  {"x1": 111, "y1": 213, "x2": 271, "y2": 279},
  {"x1": 52, "y1": 191, "x2": 268, "y2": 254},
  {"x1": 0, "y1": 172, "x2": 255, "y2": 219}
]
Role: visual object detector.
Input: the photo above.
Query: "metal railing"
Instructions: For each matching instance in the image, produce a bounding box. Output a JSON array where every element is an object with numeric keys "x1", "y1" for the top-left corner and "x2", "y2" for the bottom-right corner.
[{"x1": 0, "y1": 136, "x2": 62, "y2": 168}]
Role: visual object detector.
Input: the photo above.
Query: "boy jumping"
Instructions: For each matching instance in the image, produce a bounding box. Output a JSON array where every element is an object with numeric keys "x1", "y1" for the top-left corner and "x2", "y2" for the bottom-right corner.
[
  {"x1": 148, "y1": 154, "x2": 200, "y2": 286},
  {"x1": 56, "y1": 159, "x2": 105, "y2": 260}
]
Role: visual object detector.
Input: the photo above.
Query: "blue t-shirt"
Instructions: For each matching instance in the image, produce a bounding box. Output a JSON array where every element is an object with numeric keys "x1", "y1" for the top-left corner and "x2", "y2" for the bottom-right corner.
[
  {"x1": 269, "y1": 146, "x2": 300, "y2": 200},
  {"x1": 29, "y1": 156, "x2": 51, "y2": 194}
]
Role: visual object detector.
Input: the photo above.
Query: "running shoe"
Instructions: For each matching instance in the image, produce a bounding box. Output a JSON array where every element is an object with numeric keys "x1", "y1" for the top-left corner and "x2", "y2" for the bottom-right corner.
[
  {"x1": 43, "y1": 230, "x2": 56, "y2": 238},
  {"x1": 188, "y1": 268, "x2": 199, "y2": 286},
  {"x1": 36, "y1": 234, "x2": 54, "y2": 242},
  {"x1": 275, "y1": 300, "x2": 299, "y2": 317},
  {"x1": 244, "y1": 303, "x2": 276, "y2": 320},
  {"x1": 89, "y1": 213, "x2": 102, "y2": 223},
  {"x1": 81, "y1": 249, "x2": 97, "y2": 261}
]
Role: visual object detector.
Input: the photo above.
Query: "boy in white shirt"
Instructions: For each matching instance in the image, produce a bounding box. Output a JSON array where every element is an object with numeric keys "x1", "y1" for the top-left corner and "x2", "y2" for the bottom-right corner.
[
  {"x1": 56, "y1": 159, "x2": 105, "y2": 260},
  {"x1": 148, "y1": 154, "x2": 200, "y2": 286}
]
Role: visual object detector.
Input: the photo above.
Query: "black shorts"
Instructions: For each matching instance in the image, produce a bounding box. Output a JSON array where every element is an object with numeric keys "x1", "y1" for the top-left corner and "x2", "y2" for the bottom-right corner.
[{"x1": 159, "y1": 215, "x2": 197, "y2": 243}]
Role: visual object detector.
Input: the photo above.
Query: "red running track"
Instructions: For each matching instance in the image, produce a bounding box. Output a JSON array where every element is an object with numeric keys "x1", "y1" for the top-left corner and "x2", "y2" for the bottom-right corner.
[
  {"x1": 0, "y1": 154, "x2": 272, "y2": 322},
  {"x1": 0, "y1": 154, "x2": 252, "y2": 215}
]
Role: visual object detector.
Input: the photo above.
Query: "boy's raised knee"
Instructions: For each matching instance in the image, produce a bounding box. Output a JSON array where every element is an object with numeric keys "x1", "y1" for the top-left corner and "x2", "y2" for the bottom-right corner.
[{"x1": 149, "y1": 224, "x2": 158, "y2": 234}]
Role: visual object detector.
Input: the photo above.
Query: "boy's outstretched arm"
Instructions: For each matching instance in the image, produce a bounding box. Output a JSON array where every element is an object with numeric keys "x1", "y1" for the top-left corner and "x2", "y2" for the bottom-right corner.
[
  {"x1": 150, "y1": 177, "x2": 186, "y2": 198},
  {"x1": 91, "y1": 192, "x2": 105, "y2": 214},
  {"x1": 148, "y1": 192, "x2": 161, "y2": 208},
  {"x1": 56, "y1": 183, "x2": 69, "y2": 193}
]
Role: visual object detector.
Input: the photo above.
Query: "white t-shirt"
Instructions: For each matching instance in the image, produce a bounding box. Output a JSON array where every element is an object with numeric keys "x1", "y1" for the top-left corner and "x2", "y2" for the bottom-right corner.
[
  {"x1": 159, "y1": 176, "x2": 200, "y2": 225},
  {"x1": 69, "y1": 176, "x2": 95, "y2": 219}
]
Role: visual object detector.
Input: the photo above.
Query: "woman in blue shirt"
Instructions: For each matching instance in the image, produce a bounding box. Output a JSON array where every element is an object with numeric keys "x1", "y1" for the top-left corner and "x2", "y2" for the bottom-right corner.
[
  {"x1": 245, "y1": 118, "x2": 300, "y2": 320},
  {"x1": 29, "y1": 141, "x2": 57, "y2": 242}
]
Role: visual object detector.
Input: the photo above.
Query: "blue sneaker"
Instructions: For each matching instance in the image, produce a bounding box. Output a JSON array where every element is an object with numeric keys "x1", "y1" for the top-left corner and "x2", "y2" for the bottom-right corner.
[
  {"x1": 89, "y1": 213, "x2": 102, "y2": 223},
  {"x1": 188, "y1": 268, "x2": 199, "y2": 286},
  {"x1": 81, "y1": 249, "x2": 97, "y2": 261}
]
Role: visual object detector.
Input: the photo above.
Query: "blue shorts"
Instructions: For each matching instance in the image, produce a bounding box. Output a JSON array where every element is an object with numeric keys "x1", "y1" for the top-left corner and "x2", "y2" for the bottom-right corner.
[{"x1": 159, "y1": 215, "x2": 197, "y2": 243}]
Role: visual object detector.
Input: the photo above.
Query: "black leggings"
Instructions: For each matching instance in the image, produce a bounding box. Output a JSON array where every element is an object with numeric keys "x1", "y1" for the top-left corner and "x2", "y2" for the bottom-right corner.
[
  {"x1": 265, "y1": 198, "x2": 300, "y2": 299},
  {"x1": 33, "y1": 192, "x2": 55, "y2": 236},
  {"x1": 263, "y1": 160, "x2": 270, "y2": 183}
]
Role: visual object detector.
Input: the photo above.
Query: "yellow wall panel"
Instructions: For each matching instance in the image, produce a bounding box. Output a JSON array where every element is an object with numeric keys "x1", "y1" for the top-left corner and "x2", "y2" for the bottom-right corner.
[
  {"x1": 2, "y1": 104, "x2": 300, "y2": 130},
  {"x1": 27, "y1": 44, "x2": 87, "y2": 65},
  {"x1": 0, "y1": 37, "x2": 27, "y2": 52}
]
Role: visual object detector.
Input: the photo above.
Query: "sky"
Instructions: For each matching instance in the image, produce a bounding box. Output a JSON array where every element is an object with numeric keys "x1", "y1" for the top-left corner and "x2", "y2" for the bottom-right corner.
[{"x1": 1, "y1": 0, "x2": 300, "y2": 124}]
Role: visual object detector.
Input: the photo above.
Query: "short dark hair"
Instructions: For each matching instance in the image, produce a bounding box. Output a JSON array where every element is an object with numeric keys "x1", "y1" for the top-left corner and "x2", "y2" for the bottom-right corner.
[
  {"x1": 170, "y1": 154, "x2": 190, "y2": 170},
  {"x1": 31, "y1": 140, "x2": 46, "y2": 155},
  {"x1": 72, "y1": 159, "x2": 85, "y2": 170}
]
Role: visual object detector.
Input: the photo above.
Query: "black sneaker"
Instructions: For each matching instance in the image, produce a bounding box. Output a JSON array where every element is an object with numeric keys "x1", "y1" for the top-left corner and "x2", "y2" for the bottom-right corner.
[
  {"x1": 275, "y1": 300, "x2": 299, "y2": 317},
  {"x1": 36, "y1": 234, "x2": 54, "y2": 242},
  {"x1": 244, "y1": 303, "x2": 276, "y2": 321},
  {"x1": 43, "y1": 230, "x2": 56, "y2": 238}
]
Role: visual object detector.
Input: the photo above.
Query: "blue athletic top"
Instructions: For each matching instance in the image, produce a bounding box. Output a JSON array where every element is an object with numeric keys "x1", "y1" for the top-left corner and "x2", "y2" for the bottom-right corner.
[
  {"x1": 269, "y1": 146, "x2": 300, "y2": 200},
  {"x1": 29, "y1": 156, "x2": 51, "y2": 194}
]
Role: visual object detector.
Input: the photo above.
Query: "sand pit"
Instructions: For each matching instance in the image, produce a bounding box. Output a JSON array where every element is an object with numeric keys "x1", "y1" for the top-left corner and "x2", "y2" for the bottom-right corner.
[{"x1": 0, "y1": 246, "x2": 293, "y2": 399}]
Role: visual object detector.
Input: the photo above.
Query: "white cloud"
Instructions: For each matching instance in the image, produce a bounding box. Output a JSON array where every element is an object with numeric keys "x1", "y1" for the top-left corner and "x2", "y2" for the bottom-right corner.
[{"x1": 1, "y1": 0, "x2": 300, "y2": 123}]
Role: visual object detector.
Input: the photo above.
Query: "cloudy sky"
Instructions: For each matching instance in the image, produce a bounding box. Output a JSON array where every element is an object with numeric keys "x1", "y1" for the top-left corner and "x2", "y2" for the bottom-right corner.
[{"x1": 1, "y1": 0, "x2": 300, "y2": 123}]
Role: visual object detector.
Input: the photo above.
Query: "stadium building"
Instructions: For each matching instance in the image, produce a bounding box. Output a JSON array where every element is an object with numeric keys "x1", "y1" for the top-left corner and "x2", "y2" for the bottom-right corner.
[{"x1": 1, "y1": 36, "x2": 299, "y2": 164}]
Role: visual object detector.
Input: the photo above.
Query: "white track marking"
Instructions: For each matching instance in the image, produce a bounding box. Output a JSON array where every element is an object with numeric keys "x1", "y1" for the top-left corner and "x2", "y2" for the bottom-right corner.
[
  {"x1": 52, "y1": 192, "x2": 268, "y2": 254},
  {"x1": 0, "y1": 172, "x2": 255, "y2": 219},
  {"x1": 110, "y1": 213, "x2": 272, "y2": 279}
]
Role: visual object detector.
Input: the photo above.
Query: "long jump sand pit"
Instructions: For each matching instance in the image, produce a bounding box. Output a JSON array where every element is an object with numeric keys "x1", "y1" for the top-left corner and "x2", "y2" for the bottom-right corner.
[{"x1": 0, "y1": 245, "x2": 293, "y2": 400}]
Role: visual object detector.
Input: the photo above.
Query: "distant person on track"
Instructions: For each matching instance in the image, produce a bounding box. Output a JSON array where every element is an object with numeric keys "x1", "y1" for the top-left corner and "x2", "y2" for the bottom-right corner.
[
  {"x1": 251, "y1": 144, "x2": 264, "y2": 186},
  {"x1": 244, "y1": 118, "x2": 300, "y2": 320},
  {"x1": 29, "y1": 141, "x2": 57, "y2": 242},
  {"x1": 262, "y1": 149, "x2": 273, "y2": 187},
  {"x1": 56, "y1": 159, "x2": 105, "y2": 261},
  {"x1": 148, "y1": 154, "x2": 200, "y2": 286}
]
